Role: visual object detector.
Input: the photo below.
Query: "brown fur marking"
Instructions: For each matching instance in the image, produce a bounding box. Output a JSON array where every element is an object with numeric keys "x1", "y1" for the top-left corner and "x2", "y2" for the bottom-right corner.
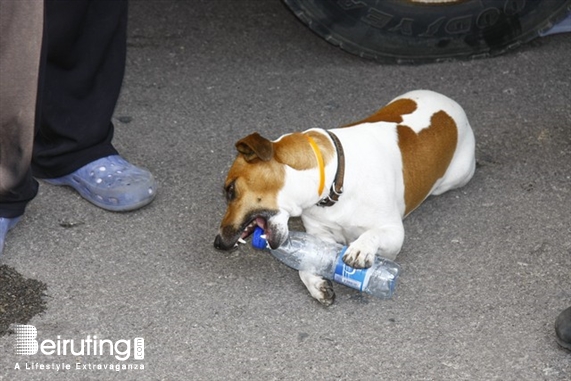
[
  {"x1": 398, "y1": 110, "x2": 458, "y2": 216},
  {"x1": 221, "y1": 154, "x2": 284, "y2": 230},
  {"x1": 221, "y1": 130, "x2": 334, "y2": 232},
  {"x1": 235, "y1": 133, "x2": 274, "y2": 162},
  {"x1": 344, "y1": 98, "x2": 418, "y2": 127},
  {"x1": 274, "y1": 131, "x2": 334, "y2": 170}
]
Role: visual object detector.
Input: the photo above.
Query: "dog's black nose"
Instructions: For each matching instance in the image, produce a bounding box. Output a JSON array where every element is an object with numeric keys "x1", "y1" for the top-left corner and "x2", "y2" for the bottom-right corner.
[
  {"x1": 213, "y1": 234, "x2": 223, "y2": 250},
  {"x1": 214, "y1": 234, "x2": 236, "y2": 251}
]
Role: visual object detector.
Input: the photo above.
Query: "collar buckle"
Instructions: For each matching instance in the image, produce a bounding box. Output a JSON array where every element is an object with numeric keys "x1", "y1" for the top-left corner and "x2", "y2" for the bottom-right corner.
[
  {"x1": 317, "y1": 184, "x2": 343, "y2": 206},
  {"x1": 317, "y1": 130, "x2": 345, "y2": 208}
]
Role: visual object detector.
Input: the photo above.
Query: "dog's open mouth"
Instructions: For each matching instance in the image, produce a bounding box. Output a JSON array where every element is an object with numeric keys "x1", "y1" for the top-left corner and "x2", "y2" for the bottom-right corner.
[
  {"x1": 215, "y1": 210, "x2": 282, "y2": 251},
  {"x1": 239, "y1": 216, "x2": 268, "y2": 244}
]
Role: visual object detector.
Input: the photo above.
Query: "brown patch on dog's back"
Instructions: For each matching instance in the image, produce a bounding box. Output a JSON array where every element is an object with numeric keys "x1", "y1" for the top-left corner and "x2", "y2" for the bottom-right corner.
[
  {"x1": 344, "y1": 98, "x2": 417, "y2": 127},
  {"x1": 398, "y1": 110, "x2": 458, "y2": 215}
]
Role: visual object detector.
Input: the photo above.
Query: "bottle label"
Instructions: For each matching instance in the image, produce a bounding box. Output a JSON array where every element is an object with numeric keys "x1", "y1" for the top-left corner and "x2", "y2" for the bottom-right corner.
[{"x1": 333, "y1": 247, "x2": 368, "y2": 291}]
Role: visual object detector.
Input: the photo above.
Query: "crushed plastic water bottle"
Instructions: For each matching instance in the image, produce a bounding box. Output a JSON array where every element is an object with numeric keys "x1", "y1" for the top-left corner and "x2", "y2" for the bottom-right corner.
[{"x1": 251, "y1": 227, "x2": 401, "y2": 299}]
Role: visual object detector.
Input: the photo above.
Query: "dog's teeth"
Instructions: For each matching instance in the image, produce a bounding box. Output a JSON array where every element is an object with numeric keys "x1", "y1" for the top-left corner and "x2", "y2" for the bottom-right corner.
[
  {"x1": 237, "y1": 238, "x2": 246, "y2": 244},
  {"x1": 260, "y1": 234, "x2": 267, "y2": 239}
]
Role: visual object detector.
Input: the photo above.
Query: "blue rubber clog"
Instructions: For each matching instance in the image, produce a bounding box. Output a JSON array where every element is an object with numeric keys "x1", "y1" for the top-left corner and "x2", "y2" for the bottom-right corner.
[
  {"x1": 44, "y1": 155, "x2": 156, "y2": 212},
  {"x1": 0, "y1": 216, "x2": 21, "y2": 256}
]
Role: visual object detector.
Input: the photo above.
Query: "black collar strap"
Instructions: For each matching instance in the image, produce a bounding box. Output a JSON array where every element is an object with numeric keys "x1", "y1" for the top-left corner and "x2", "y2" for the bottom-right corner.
[{"x1": 317, "y1": 130, "x2": 345, "y2": 207}]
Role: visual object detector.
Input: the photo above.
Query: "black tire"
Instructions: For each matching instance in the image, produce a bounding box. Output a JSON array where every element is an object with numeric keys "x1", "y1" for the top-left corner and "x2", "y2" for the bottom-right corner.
[{"x1": 282, "y1": 0, "x2": 571, "y2": 63}]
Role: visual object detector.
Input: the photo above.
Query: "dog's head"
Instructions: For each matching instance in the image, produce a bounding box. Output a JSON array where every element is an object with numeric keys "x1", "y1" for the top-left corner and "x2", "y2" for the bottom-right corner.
[{"x1": 213, "y1": 131, "x2": 333, "y2": 251}]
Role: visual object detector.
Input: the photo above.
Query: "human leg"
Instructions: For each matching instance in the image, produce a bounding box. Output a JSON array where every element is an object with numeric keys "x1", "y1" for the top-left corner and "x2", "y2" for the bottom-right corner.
[
  {"x1": 34, "y1": 0, "x2": 156, "y2": 211},
  {"x1": 0, "y1": 0, "x2": 44, "y2": 254}
]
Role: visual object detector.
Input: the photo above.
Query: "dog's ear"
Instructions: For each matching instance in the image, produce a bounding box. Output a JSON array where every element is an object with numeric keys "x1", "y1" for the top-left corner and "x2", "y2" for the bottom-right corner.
[{"x1": 235, "y1": 133, "x2": 274, "y2": 162}]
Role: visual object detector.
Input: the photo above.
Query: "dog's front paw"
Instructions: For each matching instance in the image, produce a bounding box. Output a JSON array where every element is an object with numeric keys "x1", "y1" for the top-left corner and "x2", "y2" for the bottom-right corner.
[
  {"x1": 343, "y1": 241, "x2": 376, "y2": 269},
  {"x1": 299, "y1": 271, "x2": 336, "y2": 306}
]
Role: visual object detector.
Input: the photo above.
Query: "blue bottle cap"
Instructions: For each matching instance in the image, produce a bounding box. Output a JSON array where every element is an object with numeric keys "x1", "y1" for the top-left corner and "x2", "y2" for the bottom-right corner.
[{"x1": 251, "y1": 226, "x2": 268, "y2": 249}]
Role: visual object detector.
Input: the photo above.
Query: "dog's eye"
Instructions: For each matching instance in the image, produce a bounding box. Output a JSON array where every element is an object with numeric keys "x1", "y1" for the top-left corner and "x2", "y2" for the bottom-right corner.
[{"x1": 225, "y1": 181, "x2": 236, "y2": 202}]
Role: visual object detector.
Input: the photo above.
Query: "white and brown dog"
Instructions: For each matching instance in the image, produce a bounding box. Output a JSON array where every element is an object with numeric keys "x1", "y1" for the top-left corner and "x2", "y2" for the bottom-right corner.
[{"x1": 214, "y1": 90, "x2": 475, "y2": 305}]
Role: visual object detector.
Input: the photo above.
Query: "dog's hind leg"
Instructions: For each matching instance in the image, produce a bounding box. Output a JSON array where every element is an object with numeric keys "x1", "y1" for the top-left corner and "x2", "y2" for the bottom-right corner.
[{"x1": 299, "y1": 271, "x2": 336, "y2": 306}]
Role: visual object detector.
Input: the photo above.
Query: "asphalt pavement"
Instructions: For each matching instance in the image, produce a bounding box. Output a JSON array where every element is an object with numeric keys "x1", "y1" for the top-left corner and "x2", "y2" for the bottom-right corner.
[{"x1": 1, "y1": 1, "x2": 570, "y2": 380}]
